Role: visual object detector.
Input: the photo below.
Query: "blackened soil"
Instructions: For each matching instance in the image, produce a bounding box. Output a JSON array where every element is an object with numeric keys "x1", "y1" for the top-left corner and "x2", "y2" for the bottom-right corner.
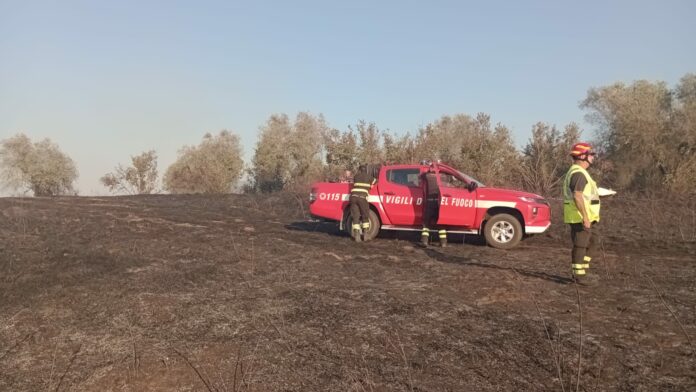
[{"x1": 1, "y1": 194, "x2": 694, "y2": 391}]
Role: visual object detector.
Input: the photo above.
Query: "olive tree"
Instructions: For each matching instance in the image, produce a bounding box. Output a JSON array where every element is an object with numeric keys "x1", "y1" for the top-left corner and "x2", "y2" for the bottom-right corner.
[
  {"x1": 249, "y1": 112, "x2": 328, "y2": 192},
  {"x1": 581, "y1": 74, "x2": 696, "y2": 193},
  {"x1": 670, "y1": 74, "x2": 696, "y2": 193},
  {"x1": 101, "y1": 150, "x2": 159, "y2": 194},
  {"x1": 581, "y1": 80, "x2": 672, "y2": 189},
  {"x1": 383, "y1": 132, "x2": 417, "y2": 164},
  {"x1": 0, "y1": 133, "x2": 78, "y2": 196},
  {"x1": 351, "y1": 120, "x2": 384, "y2": 166},
  {"x1": 324, "y1": 127, "x2": 358, "y2": 180},
  {"x1": 413, "y1": 113, "x2": 520, "y2": 187},
  {"x1": 163, "y1": 131, "x2": 244, "y2": 194}
]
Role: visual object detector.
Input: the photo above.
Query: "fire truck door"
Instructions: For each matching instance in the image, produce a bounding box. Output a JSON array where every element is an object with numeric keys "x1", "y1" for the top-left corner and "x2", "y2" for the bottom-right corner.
[
  {"x1": 437, "y1": 172, "x2": 477, "y2": 227},
  {"x1": 379, "y1": 167, "x2": 423, "y2": 225}
]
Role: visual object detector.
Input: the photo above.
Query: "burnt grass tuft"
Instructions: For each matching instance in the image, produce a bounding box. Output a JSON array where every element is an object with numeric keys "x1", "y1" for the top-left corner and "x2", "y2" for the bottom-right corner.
[{"x1": 1, "y1": 193, "x2": 695, "y2": 391}]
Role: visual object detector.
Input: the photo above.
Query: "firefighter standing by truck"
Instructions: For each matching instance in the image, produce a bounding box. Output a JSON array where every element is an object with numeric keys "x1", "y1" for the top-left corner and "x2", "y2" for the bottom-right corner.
[
  {"x1": 350, "y1": 164, "x2": 376, "y2": 242},
  {"x1": 563, "y1": 142, "x2": 601, "y2": 285},
  {"x1": 421, "y1": 161, "x2": 447, "y2": 247}
]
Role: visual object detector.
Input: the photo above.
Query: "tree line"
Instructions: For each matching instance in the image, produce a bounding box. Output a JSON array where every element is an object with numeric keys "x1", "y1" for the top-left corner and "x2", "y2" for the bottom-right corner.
[{"x1": 1, "y1": 74, "x2": 694, "y2": 197}]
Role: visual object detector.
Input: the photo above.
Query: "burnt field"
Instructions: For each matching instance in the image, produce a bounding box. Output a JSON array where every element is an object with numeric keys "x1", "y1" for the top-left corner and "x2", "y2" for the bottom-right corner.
[{"x1": 1, "y1": 193, "x2": 695, "y2": 391}]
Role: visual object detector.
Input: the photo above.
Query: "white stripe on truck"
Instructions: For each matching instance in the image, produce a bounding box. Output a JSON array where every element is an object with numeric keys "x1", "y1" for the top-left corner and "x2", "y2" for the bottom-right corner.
[
  {"x1": 525, "y1": 223, "x2": 550, "y2": 234},
  {"x1": 475, "y1": 200, "x2": 517, "y2": 208}
]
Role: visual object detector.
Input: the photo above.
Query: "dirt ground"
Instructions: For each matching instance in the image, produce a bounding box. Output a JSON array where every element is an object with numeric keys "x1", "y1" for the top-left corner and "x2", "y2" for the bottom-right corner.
[{"x1": 1, "y1": 193, "x2": 695, "y2": 391}]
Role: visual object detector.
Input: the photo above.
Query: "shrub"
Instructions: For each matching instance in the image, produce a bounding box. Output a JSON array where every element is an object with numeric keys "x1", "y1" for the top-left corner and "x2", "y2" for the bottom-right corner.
[{"x1": 101, "y1": 150, "x2": 159, "y2": 194}]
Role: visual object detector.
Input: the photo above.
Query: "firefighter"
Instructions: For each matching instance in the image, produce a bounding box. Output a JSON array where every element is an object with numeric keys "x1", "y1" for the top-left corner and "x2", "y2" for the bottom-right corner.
[
  {"x1": 421, "y1": 161, "x2": 447, "y2": 247},
  {"x1": 350, "y1": 164, "x2": 376, "y2": 242},
  {"x1": 563, "y1": 142, "x2": 601, "y2": 284}
]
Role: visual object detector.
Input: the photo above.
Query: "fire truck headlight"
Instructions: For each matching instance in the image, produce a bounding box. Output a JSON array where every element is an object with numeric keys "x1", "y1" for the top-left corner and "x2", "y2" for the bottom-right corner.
[{"x1": 519, "y1": 196, "x2": 549, "y2": 206}]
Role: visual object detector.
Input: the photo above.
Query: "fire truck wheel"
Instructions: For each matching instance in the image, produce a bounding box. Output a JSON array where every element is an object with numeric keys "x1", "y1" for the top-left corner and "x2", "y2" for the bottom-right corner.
[
  {"x1": 362, "y1": 209, "x2": 381, "y2": 241},
  {"x1": 342, "y1": 209, "x2": 381, "y2": 241},
  {"x1": 483, "y1": 213, "x2": 522, "y2": 249}
]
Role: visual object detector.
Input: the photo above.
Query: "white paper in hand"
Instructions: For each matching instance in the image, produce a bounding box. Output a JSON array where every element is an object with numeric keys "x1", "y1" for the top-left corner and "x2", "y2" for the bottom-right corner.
[{"x1": 598, "y1": 187, "x2": 617, "y2": 197}]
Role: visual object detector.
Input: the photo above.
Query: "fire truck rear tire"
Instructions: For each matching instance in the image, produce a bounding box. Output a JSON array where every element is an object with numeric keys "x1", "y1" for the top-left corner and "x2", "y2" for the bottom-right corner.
[
  {"x1": 363, "y1": 209, "x2": 381, "y2": 241},
  {"x1": 342, "y1": 209, "x2": 380, "y2": 241},
  {"x1": 483, "y1": 213, "x2": 522, "y2": 249}
]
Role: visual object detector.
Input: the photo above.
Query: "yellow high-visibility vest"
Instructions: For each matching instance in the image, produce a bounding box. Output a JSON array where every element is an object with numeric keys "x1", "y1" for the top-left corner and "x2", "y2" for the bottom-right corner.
[
  {"x1": 351, "y1": 178, "x2": 376, "y2": 196},
  {"x1": 563, "y1": 164, "x2": 600, "y2": 223}
]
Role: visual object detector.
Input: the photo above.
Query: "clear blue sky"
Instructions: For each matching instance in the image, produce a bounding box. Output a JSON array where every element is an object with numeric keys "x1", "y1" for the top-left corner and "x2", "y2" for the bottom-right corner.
[{"x1": 1, "y1": 0, "x2": 694, "y2": 195}]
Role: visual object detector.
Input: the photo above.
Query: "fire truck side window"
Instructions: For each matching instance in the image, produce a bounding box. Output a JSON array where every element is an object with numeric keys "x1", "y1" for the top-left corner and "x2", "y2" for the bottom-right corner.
[
  {"x1": 440, "y1": 173, "x2": 466, "y2": 189},
  {"x1": 386, "y1": 168, "x2": 421, "y2": 187}
]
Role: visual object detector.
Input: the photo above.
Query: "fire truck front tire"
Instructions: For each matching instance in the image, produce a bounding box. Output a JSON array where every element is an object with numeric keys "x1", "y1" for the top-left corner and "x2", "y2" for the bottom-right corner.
[{"x1": 483, "y1": 213, "x2": 522, "y2": 249}]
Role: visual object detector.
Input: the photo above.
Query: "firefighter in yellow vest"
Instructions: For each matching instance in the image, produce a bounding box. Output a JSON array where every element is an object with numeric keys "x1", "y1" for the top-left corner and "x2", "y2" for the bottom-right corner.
[
  {"x1": 563, "y1": 142, "x2": 601, "y2": 284},
  {"x1": 350, "y1": 164, "x2": 376, "y2": 242}
]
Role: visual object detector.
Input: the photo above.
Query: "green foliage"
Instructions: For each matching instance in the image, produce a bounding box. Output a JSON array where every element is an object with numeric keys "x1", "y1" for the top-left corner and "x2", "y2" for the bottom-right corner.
[
  {"x1": 321, "y1": 113, "x2": 521, "y2": 188},
  {"x1": 581, "y1": 74, "x2": 696, "y2": 193},
  {"x1": 413, "y1": 113, "x2": 520, "y2": 186},
  {"x1": 101, "y1": 150, "x2": 159, "y2": 194},
  {"x1": 250, "y1": 112, "x2": 328, "y2": 192},
  {"x1": 671, "y1": 74, "x2": 696, "y2": 193},
  {"x1": 164, "y1": 131, "x2": 244, "y2": 194},
  {"x1": 518, "y1": 122, "x2": 580, "y2": 196},
  {"x1": 13, "y1": 74, "x2": 692, "y2": 198},
  {"x1": 0, "y1": 133, "x2": 78, "y2": 196},
  {"x1": 351, "y1": 120, "x2": 384, "y2": 166},
  {"x1": 323, "y1": 120, "x2": 386, "y2": 181},
  {"x1": 383, "y1": 132, "x2": 417, "y2": 164},
  {"x1": 324, "y1": 128, "x2": 358, "y2": 180}
]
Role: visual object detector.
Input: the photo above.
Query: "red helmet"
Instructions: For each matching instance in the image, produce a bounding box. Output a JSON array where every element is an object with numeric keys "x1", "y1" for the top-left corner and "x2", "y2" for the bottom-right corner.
[{"x1": 570, "y1": 142, "x2": 594, "y2": 158}]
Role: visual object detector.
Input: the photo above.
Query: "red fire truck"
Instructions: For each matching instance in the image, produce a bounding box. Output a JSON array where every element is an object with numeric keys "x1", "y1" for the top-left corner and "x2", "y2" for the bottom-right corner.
[{"x1": 309, "y1": 163, "x2": 550, "y2": 249}]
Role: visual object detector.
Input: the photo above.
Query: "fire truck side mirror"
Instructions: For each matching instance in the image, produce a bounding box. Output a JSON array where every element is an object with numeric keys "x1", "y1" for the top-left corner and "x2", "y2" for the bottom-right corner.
[{"x1": 467, "y1": 182, "x2": 478, "y2": 192}]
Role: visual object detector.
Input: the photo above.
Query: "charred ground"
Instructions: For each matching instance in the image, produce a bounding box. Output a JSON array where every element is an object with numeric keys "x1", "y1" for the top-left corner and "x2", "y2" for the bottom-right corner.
[{"x1": 1, "y1": 194, "x2": 695, "y2": 391}]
